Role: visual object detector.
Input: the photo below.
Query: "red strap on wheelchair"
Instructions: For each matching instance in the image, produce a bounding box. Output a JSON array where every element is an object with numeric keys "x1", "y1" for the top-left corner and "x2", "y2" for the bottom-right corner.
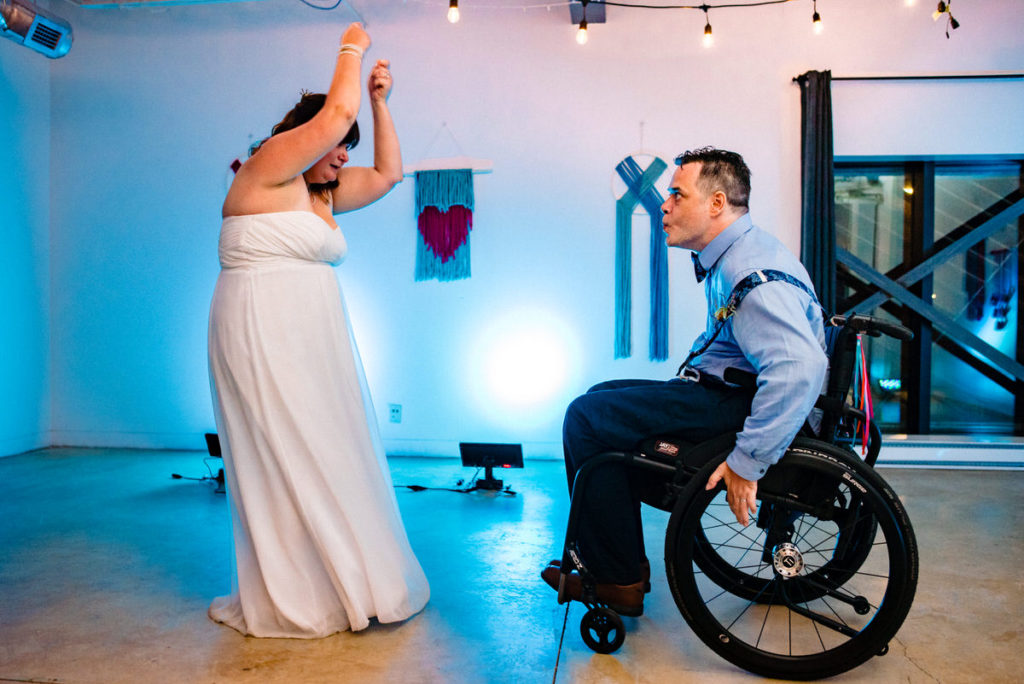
[{"x1": 853, "y1": 334, "x2": 874, "y2": 455}]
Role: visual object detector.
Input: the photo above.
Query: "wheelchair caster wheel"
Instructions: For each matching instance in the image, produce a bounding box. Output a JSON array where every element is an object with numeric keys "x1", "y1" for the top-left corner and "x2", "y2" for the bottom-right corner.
[{"x1": 580, "y1": 606, "x2": 625, "y2": 654}]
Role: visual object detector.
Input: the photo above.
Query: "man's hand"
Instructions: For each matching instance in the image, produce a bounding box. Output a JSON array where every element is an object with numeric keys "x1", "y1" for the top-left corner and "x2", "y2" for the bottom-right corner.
[{"x1": 705, "y1": 461, "x2": 758, "y2": 526}]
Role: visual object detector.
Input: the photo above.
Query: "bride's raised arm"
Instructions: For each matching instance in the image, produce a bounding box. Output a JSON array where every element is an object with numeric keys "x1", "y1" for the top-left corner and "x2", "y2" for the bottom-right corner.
[
  {"x1": 332, "y1": 58, "x2": 402, "y2": 213},
  {"x1": 242, "y1": 23, "x2": 370, "y2": 190}
]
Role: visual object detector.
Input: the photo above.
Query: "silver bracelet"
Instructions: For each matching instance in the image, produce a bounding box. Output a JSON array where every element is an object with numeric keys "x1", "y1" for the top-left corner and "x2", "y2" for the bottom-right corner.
[{"x1": 338, "y1": 43, "x2": 364, "y2": 59}]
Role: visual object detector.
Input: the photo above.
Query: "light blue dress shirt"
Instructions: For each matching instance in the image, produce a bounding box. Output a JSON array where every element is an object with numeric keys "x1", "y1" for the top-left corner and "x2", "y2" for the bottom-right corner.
[{"x1": 689, "y1": 214, "x2": 828, "y2": 481}]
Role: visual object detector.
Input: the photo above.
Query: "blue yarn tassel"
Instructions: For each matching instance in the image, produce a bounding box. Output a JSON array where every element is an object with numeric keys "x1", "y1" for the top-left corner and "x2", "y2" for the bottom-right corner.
[
  {"x1": 415, "y1": 169, "x2": 474, "y2": 215},
  {"x1": 615, "y1": 199, "x2": 633, "y2": 358},
  {"x1": 649, "y1": 207, "x2": 669, "y2": 361},
  {"x1": 416, "y1": 236, "x2": 471, "y2": 282}
]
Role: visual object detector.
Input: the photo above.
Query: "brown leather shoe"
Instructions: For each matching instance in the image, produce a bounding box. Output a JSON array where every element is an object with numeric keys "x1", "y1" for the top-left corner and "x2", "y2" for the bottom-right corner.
[
  {"x1": 540, "y1": 565, "x2": 645, "y2": 617},
  {"x1": 546, "y1": 558, "x2": 652, "y2": 593}
]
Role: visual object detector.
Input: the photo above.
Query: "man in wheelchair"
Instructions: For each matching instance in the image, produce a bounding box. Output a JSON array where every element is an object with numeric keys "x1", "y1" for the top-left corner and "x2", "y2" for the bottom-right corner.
[{"x1": 541, "y1": 147, "x2": 828, "y2": 618}]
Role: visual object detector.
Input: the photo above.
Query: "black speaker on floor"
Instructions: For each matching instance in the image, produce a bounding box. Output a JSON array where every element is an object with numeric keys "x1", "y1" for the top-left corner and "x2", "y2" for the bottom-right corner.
[
  {"x1": 204, "y1": 433, "x2": 222, "y2": 457},
  {"x1": 204, "y1": 433, "x2": 225, "y2": 492},
  {"x1": 458, "y1": 442, "x2": 523, "y2": 491}
]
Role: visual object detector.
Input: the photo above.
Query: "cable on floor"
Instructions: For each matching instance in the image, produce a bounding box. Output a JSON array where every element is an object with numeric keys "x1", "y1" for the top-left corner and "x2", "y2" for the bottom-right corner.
[
  {"x1": 393, "y1": 483, "x2": 517, "y2": 496},
  {"x1": 552, "y1": 602, "x2": 570, "y2": 684},
  {"x1": 393, "y1": 467, "x2": 518, "y2": 496}
]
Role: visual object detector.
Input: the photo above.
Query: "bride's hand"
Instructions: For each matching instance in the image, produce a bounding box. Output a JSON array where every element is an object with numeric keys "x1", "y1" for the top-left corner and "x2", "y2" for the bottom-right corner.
[
  {"x1": 368, "y1": 59, "x2": 392, "y2": 102},
  {"x1": 341, "y1": 22, "x2": 370, "y2": 52}
]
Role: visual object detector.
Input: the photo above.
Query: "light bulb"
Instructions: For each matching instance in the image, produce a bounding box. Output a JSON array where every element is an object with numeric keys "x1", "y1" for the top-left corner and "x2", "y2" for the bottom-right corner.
[
  {"x1": 702, "y1": 22, "x2": 713, "y2": 48},
  {"x1": 813, "y1": 12, "x2": 823, "y2": 34},
  {"x1": 447, "y1": 0, "x2": 460, "y2": 24},
  {"x1": 576, "y1": 20, "x2": 588, "y2": 45}
]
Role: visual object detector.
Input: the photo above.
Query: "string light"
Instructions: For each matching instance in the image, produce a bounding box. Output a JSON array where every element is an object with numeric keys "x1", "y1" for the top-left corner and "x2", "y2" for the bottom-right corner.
[
  {"x1": 932, "y1": 1, "x2": 959, "y2": 38},
  {"x1": 418, "y1": 1, "x2": 963, "y2": 45},
  {"x1": 577, "y1": 0, "x2": 589, "y2": 44},
  {"x1": 576, "y1": 18, "x2": 589, "y2": 43}
]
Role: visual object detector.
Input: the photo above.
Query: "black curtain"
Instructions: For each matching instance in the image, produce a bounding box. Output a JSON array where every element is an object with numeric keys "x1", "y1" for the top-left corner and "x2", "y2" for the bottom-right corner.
[{"x1": 797, "y1": 70, "x2": 836, "y2": 314}]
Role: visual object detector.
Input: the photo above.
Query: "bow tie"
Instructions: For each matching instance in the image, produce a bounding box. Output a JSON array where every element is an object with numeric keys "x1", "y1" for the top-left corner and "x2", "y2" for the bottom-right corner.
[{"x1": 692, "y1": 252, "x2": 708, "y2": 283}]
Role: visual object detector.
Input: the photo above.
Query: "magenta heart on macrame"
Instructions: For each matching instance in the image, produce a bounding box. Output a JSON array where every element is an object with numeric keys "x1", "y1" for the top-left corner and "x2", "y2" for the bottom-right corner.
[{"x1": 417, "y1": 205, "x2": 473, "y2": 263}]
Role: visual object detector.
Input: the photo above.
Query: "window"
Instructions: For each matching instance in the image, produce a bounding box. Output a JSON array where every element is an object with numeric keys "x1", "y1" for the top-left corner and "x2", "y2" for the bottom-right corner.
[{"x1": 835, "y1": 159, "x2": 1024, "y2": 435}]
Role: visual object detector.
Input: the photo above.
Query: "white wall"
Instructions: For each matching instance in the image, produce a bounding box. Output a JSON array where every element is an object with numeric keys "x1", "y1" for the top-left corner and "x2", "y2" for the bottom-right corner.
[
  {"x1": 17, "y1": 0, "x2": 1024, "y2": 457},
  {"x1": 0, "y1": 35, "x2": 52, "y2": 456},
  {"x1": 834, "y1": 78, "x2": 1024, "y2": 158}
]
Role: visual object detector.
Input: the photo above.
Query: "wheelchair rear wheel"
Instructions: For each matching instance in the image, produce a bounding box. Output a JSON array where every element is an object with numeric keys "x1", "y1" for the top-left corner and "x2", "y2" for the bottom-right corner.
[
  {"x1": 691, "y1": 445, "x2": 879, "y2": 604},
  {"x1": 665, "y1": 442, "x2": 918, "y2": 680}
]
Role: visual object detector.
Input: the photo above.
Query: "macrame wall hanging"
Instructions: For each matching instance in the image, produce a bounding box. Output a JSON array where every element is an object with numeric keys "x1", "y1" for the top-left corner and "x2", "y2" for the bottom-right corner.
[
  {"x1": 614, "y1": 154, "x2": 670, "y2": 361},
  {"x1": 404, "y1": 123, "x2": 492, "y2": 282},
  {"x1": 414, "y1": 169, "x2": 474, "y2": 281}
]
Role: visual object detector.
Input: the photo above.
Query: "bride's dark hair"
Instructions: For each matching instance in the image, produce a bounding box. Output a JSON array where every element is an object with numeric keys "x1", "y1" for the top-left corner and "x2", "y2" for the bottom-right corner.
[{"x1": 250, "y1": 91, "x2": 360, "y2": 203}]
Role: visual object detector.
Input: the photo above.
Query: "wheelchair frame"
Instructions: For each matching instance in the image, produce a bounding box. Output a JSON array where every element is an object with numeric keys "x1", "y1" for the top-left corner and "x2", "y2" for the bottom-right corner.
[{"x1": 553, "y1": 314, "x2": 919, "y2": 680}]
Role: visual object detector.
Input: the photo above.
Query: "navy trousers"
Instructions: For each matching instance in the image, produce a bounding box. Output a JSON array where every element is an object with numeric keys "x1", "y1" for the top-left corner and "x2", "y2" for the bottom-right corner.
[{"x1": 562, "y1": 378, "x2": 753, "y2": 584}]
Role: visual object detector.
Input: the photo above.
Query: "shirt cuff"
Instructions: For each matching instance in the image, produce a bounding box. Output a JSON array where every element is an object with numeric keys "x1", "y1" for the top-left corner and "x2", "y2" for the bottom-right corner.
[{"x1": 726, "y1": 446, "x2": 771, "y2": 481}]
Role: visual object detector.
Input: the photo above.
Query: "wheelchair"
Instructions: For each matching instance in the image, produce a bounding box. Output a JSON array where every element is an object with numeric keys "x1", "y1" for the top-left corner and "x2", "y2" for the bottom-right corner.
[{"x1": 553, "y1": 313, "x2": 919, "y2": 681}]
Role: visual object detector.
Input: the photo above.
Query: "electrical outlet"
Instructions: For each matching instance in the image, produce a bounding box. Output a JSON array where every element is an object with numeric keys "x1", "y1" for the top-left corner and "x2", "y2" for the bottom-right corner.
[{"x1": 389, "y1": 404, "x2": 402, "y2": 423}]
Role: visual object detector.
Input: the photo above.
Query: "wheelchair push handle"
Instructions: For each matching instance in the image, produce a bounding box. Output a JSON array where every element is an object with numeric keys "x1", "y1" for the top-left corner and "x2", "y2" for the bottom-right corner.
[{"x1": 830, "y1": 314, "x2": 913, "y2": 342}]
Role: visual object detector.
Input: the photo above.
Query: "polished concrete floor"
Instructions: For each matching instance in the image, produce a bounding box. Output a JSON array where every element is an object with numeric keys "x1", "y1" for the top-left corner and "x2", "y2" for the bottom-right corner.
[{"x1": 1, "y1": 447, "x2": 1022, "y2": 684}]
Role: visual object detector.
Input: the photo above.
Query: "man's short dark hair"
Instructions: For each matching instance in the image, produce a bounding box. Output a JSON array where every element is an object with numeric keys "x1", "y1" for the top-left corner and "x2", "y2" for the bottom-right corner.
[{"x1": 674, "y1": 147, "x2": 751, "y2": 209}]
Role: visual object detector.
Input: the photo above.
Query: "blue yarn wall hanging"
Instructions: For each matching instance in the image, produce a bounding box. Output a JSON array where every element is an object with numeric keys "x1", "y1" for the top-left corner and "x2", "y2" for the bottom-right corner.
[
  {"x1": 415, "y1": 169, "x2": 474, "y2": 282},
  {"x1": 614, "y1": 155, "x2": 669, "y2": 361}
]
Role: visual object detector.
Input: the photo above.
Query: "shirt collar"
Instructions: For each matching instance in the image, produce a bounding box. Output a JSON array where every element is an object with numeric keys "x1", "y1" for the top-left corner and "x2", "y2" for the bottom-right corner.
[{"x1": 693, "y1": 213, "x2": 753, "y2": 274}]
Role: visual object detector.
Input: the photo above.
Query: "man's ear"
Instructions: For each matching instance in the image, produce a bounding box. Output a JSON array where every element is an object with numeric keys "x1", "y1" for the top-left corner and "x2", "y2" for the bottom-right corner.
[{"x1": 708, "y1": 190, "x2": 728, "y2": 217}]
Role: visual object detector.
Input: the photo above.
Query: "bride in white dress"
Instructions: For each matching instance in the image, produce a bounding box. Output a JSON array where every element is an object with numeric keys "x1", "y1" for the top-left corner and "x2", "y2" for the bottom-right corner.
[{"x1": 207, "y1": 23, "x2": 428, "y2": 638}]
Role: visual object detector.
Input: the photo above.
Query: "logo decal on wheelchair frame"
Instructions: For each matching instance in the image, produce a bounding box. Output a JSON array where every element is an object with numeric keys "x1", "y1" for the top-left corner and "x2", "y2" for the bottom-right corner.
[
  {"x1": 569, "y1": 548, "x2": 584, "y2": 571},
  {"x1": 656, "y1": 441, "x2": 680, "y2": 456}
]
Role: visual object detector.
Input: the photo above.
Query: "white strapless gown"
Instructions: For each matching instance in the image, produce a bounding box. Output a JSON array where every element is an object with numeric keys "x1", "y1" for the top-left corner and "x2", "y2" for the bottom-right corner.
[{"x1": 207, "y1": 211, "x2": 429, "y2": 637}]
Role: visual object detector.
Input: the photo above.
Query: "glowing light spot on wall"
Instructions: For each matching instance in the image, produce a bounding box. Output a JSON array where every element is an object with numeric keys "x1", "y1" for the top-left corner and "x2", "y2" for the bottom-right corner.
[
  {"x1": 485, "y1": 313, "x2": 569, "y2": 404},
  {"x1": 468, "y1": 307, "x2": 581, "y2": 430}
]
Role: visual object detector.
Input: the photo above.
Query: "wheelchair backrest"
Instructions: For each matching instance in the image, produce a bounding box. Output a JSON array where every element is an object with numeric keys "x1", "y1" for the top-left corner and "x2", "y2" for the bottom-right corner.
[
  {"x1": 816, "y1": 314, "x2": 913, "y2": 444},
  {"x1": 816, "y1": 322, "x2": 860, "y2": 442}
]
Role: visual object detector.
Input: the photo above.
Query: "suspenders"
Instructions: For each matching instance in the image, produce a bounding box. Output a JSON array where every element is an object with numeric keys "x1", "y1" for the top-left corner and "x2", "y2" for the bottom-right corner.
[{"x1": 676, "y1": 269, "x2": 819, "y2": 376}]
